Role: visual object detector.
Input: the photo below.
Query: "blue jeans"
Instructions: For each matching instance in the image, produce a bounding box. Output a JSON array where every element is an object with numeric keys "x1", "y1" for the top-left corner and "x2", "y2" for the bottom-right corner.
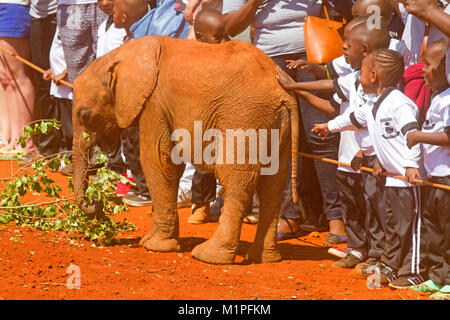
[{"x1": 272, "y1": 53, "x2": 342, "y2": 222}]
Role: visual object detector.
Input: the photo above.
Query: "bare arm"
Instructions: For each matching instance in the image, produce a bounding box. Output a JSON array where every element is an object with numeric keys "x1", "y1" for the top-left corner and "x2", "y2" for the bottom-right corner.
[
  {"x1": 401, "y1": 0, "x2": 450, "y2": 37},
  {"x1": 223, "y1": 0, "x2": 264, "y2": 37},
  {"x1": 286, "y1": 59, "x2": 328, "y2": 80},
  {"x1": 407, "y1": 131, "x2": 450, "y2": 148},
  {"x1": 276, "y1": 65, "x2": 334, "y2": 92},
  {"x1": 296, "y1": 91, "x2": 338, "y2": 117}
]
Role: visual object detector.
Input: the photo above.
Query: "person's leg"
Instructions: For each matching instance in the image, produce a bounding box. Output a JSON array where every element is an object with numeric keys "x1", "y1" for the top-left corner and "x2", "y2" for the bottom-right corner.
[
  {"x1": 30, "y1": 15, "x2": 58, "y2": 156},
  {"x1": 0, "y1": 37, "x2": 36, "y2": 153},
  {"x1": 57, "y1": 98, "x2": 73, "y2": 155},
  {"x1": 188, "y1": 169, "x2": 217, "y2": 224},
  {"x1": 295, "y1": 53, "x2": 344, "y2": 239},
  {"x1": 426, "y1": 176, "x2": 450, "y2": 287},
  {"x1": 363, "y1": 156, "x2": 387, "y2": 260},
  {"x1": 0, "y1": 84, "x2": 10, "y2": 143}
]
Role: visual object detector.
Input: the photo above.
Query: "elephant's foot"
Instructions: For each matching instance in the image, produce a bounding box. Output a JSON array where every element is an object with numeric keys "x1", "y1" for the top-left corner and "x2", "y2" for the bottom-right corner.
[
  {"x1": 140, "y1": 233, "x2": 181, "y2": 252},
  {"x1": 192, "y1": 239, "x2": 236, "y2": 265},
  {"x1": 246, "y1": 245, "x2": 282, "y2": 264}
]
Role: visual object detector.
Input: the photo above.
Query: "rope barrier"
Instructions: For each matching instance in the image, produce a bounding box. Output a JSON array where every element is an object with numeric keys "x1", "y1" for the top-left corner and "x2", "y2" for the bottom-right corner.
[
  {"x1": 1, "y1": 44, "x2": 448, "y2": 191},
  {"x1": 0, "y1": 45, "x2": 73, "y2": 89}
]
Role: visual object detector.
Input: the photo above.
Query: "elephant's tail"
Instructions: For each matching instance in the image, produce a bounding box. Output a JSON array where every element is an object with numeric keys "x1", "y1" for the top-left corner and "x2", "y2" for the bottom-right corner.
[{"x1": 284, "y1": 95, "x2": 299, "y2": 204}]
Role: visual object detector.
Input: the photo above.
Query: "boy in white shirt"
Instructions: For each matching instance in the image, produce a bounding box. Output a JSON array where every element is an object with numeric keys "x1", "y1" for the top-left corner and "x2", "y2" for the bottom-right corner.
[
  {"x1": 313, "y1": 49, "x2": 424, "y2": 289},
  {"x1": 407, "y1": 39, "x2": 450, "y2": 299}
]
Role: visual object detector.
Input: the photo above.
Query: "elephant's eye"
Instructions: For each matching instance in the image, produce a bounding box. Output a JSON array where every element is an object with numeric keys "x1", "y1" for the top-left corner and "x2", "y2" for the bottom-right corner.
[{"x1": 79, "y1": 108, "x2": 92, "y2": 125}]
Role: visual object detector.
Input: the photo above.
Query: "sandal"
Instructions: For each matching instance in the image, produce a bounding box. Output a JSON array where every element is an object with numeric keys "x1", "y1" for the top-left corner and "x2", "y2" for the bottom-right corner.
[
  {"x1": 277, "y1": 217, "x2": 309, "y2": 241},
  {"x1": 324, "y1": 233, "x2": 347, "y2": 246}
]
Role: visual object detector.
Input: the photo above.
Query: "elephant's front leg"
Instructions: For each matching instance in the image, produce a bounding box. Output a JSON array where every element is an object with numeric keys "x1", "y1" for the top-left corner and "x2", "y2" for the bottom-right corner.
[
  {"x1": 138, "y1": 120, "x2": 185, "y2": 252},
  {"x1": 192, "y1": 167, "x2": 258, "y2": 264}
]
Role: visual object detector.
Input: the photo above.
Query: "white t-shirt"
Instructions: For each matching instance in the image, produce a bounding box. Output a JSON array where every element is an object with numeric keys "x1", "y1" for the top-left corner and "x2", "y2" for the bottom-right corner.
[
  {"x1": 49, "y1": 27, "x2": 73, "y2": 100},
  {"x1": 329, "y1": 71, "x2": 376, "y2": 163},
  {"x1": 222, "y1": 0, "x2": 321, "y2": 57},
  {"x1": 329, "y1": 88, "x2": 422, "y2": 187},
  {"x1": 328, "y1": 71, "x2": 365, "y2": 173},
  {"x1": 422, "y1": 87, "x2": 450, "y2": 177},
  {"x1": 96, "y1": 17, "x2": 126, "y2": 58}
]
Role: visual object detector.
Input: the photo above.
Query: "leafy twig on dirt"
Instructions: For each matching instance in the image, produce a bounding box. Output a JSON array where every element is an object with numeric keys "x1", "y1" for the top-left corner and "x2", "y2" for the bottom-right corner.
[{"x1": 0, "y1": 120, "x2": 135, "y2": 245}]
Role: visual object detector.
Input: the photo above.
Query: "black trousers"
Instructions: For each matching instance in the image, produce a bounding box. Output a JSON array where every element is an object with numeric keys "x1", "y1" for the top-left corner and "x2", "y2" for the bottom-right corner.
[
  {"x1": 52, "y1": 97, "x2": 73, "y2": 155},
  {"x1": 381, "y1": 186, "x2": 422, "y2": 278},
  {"x1": 122, "y1": 126, "x2": 150, "y2": 198},
  {"x1": 191, "y1": 169, "x2": 216, "y2": 204},
  {"x1": 420, "y1": 175, "x2": 449, "y2": 285},
  {"x1": 30, "y1": 15, "x2": 57, "y2": 156},
  {"x1": 362, "y1": 156, "x2": 387, "y2": 259},
  {"x1": 336, "y1": 170, "x2": 367, "y2": 250}
]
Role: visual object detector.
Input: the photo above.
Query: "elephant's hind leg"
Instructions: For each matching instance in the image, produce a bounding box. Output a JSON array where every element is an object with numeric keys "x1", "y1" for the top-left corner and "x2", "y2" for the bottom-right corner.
[
  {"x1": 192, "y1": 167, "x2": 258, "y2": 264},
  {"x1": 246, "y1": 173, "x2": 286, "y2": 263}
]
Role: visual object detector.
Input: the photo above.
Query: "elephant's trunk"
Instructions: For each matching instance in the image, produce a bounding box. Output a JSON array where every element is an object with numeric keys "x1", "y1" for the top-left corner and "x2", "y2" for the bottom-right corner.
[{"x1": 72, "y1": 126, "x2": 102, "y2": 218}]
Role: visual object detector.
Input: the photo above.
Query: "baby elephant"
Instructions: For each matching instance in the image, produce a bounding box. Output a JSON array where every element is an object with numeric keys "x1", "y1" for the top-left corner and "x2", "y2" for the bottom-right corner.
[{"x1": 72, "y1": 35, "x2": 299, "y2": 264}]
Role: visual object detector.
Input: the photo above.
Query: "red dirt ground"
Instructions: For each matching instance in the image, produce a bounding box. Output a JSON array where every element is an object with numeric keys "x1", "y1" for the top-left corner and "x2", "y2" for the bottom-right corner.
[{"x1": 0, "y1": 160, "x2": 431, "y2": 300}]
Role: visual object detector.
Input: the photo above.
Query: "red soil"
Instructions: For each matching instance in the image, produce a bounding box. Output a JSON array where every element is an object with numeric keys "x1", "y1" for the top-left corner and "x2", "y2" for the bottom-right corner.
[{"x1": 0, "y1": 160, "x2": 429, "y2": 300}]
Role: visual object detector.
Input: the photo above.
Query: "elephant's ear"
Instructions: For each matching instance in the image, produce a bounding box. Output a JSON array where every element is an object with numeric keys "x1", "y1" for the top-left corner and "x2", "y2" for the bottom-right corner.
[{"x1": 112, "y1": 37, "x2": 162, "y2": 128}]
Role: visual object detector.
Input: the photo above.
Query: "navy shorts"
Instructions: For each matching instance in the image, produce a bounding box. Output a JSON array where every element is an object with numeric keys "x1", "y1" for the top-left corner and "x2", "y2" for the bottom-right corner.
[{"x1": 0, "y1": 4, "x2": 31, "y2": 38}]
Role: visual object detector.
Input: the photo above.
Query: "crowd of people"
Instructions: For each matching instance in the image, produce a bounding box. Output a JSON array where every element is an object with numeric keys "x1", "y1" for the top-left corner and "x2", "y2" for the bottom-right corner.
[{"x1": 0, "y1": 0, "x2": 448, "y2": 299}]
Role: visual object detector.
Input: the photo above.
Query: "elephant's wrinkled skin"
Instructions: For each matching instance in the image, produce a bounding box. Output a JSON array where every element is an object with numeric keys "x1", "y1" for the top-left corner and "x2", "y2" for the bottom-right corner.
[{"x1": 72, "y1": 36, "x2": 299, "y2": 264}]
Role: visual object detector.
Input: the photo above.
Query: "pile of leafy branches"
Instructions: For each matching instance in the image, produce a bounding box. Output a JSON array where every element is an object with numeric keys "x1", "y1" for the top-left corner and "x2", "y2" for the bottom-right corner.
[{"x1": 0, "y1": 120, "x2": 135, "y2": 245}]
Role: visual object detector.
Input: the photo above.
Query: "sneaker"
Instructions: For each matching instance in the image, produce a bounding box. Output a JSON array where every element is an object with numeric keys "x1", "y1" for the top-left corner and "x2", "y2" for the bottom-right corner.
[
  {"x1": 352, "y1": 257, "x2": 380, "y2": 279},
  {"x1": 243, "y1": 212, "x2": 258, "y2": 224},
  {"x1": 59, "y1": 163, "x2": 104, "y2": 176},
  {"x1": 430, "y1": 285, "x2": 450, "y2": 300},
  {"x1": 177, "y1": 189, "x2": 192, "y2": 208},
  {"x1": 122, "y1": 194, "x2": 152, "y2": 207},
  {"x1": 332, "y1": 252, "x2": 364, "y2": 269},
  {"x1": 210, "y1": 196, "x2": 224, "y2": 222},
  {"x1": 388, "y1": 275, "x2": 424, "y2": 290},
  {"x1": 328, "y1": 246, "x2": 350, "y2": 259},
  {"x1": 188, "y1": 203, "x2": 210, "y2": 224},
  {"x1": 410, "y1": 280, "x2": 442, "y2": 294},
  {"x1": 379, "y1": 264, "x2": 398, "y2": 284}
]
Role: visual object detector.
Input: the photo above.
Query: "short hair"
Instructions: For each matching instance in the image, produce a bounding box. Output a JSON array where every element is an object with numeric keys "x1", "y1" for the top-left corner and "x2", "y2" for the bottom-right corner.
[
  {"x1": 194, "y1": 9, "x2": 224, "y2": 32},
  {"x1": 428, "y1": 38, "x2": 447, "y2": 62},
  {"x1": 350, "y1": 22, "x2": 391, "y2": 51},
  {"x1": 371, "y1": 48, "x2": 405, "y2": 87}
]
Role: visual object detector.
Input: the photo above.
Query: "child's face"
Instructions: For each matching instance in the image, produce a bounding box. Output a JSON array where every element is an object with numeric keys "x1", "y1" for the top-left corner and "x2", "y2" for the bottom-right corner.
[
  {"x1": 196, "y1": 20, "x2": 227, "y2": 44},
  {"x1": 343, "y1": 30, "x2": 365, "y2": 69},
  {"x1": 359, "y1": 54, "x2": 378, "y2": 94},
  {"x1": 98, "y1": 0, "x2": 114, "y2": 16},
  {"x1": 422, "y1": 46, "x2": 447, "y2": 90}
]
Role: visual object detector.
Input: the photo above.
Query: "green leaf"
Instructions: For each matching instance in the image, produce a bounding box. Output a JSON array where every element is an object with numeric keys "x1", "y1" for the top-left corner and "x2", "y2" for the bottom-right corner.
[
  {"x1": 82, "y1": 132, "x2": 90, "y2": 141},
  {"x1": 40, "y1": 122, "x2": 48, "y2": 134}
]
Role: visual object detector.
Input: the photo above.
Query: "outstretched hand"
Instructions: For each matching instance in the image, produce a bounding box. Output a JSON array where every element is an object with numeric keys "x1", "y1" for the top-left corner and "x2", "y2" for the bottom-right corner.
[
  {"x1": 286, "y1": 59, "x2": 310, "y2": 71},
  {"x1": 276, "y1": 65, "x2": 296, "y2": 90},
  {"x1": 312, "y1": 123, "x2": 330, "y2": 140}
]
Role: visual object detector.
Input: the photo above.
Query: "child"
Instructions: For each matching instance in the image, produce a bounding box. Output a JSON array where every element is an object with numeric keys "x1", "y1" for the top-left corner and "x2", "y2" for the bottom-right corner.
[
  {"x1": 193, "y1": 8, "x2": 230, "y2": 44},
  {"x1": 97, "y1": 0, "x2": 127, "y2": 58},
  {"x1": 313, "y1": 49, "x2": 424, "y2": 289},
  {"x1": 43, "y1": 28, "x2": 73, "y2": 160},
  {"x1": 406, "y1": 39, "x2": 449, "y2": 299},
  {"x1": 278, "y1": 22, "x2": 391, "y2": 269}
]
